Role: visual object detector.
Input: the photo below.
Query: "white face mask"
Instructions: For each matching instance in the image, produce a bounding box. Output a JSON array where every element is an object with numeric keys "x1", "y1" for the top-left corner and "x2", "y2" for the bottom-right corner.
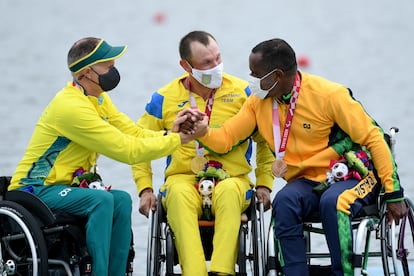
[
  {"x1": 247, "y1": 69, "x2": 278, "y2": 99},
  {"x1": 191, "y1": 62, "x2": 223, "y2": 89}
]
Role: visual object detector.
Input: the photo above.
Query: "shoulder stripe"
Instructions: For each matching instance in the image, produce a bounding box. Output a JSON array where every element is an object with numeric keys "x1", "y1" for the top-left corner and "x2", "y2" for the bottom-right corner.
[
  {"x1": 245, "y1": 86, "x2": 251, "y2": 97},
  {"x1": 145, "y1": 92, "x2": 164, "y2": 119}
]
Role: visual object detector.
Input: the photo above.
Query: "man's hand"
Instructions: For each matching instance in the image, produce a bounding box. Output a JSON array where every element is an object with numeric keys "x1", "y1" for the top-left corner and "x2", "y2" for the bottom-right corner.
[
  {"x1": 139, "y1": 188, "x2": 157, "y2": 218},
  {"x1": 256, "y1": 186, "x2": 271, "y2": 211},
  {"x1": 172, "y1": 108, "x2": 206, "y2": 134},
  {"x1": 179, "y1": 114, "x2": 209, "y2": 144},
  {"x1": 387, "y1": 200, "x2": 408, "y2": 225}
]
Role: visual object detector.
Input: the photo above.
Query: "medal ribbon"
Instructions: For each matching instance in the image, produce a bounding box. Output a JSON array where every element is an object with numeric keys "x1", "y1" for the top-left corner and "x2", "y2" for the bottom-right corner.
[
  {"x1": 187, "y1": 78, "x2": 216, "y2": 157},
  {"x1": 273, "y1": 72, "x2": 301, "y2": 160}
]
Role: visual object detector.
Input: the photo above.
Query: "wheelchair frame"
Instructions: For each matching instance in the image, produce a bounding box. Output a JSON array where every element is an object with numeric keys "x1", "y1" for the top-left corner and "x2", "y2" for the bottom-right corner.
[
  {"x1": 147, "y1": 191, "x2": 267, "y2": 276},
  {"x1": 266, "y1": 127, "x2": 414, "y2": 276},
  {"x1": 0, "y1": 176, "x2": 135, "y2": 276}
]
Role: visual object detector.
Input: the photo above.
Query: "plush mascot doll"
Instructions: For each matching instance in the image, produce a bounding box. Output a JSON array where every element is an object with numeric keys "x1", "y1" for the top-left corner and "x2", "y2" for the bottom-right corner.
[
  {"x1": 195, "y1": 160, "x2": 230, "y2": 220},
  {"x1": 313, "y1": 149, "x2": 370, "y2": 197},
  {"x1": 71, "y1": 167, "x2": 111, "y2": 191},
  {"x1": 198, "y1": 178, "x2": 215, "y2": 212}
]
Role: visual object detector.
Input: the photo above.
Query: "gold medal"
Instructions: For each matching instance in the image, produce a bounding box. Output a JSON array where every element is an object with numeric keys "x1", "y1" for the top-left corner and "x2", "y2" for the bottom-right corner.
[
  {"x1": 272, "y1": 159, "x2": 288, "y2": 178},
  {"x1": 191, "y1": 156, "x2": 208, "y2": 174}
]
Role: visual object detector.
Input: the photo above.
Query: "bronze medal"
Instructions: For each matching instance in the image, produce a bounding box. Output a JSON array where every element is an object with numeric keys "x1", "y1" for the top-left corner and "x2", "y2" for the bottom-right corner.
[
  {"x1": 272, "y1": 159, "x2": 288, "y2": 178},
  {"x1": 191, "y1": 156, "x2": 208, "y2": 174}
]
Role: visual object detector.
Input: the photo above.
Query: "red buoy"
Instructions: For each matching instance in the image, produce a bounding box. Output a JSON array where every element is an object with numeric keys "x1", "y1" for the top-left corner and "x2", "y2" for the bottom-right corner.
[
  {"x1": 153, "y1": 12, "x2": 166, "y2": 24},
  {"x1": 297, "y1": 55, "x2": 310, "y2": 68}
]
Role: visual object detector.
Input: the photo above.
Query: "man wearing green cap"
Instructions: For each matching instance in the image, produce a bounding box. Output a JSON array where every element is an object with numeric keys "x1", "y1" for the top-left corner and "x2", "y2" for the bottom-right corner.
[{"x1": 9, "y1": 37, "x2": 207, "y2": 275}]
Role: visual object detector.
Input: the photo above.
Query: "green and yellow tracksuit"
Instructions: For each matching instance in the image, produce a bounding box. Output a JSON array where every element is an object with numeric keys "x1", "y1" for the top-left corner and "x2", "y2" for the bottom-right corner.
[
  {"x1": 10, "y1": 82, "x2": 183, "y2": 276},
  {"x1": 198, "y1": 72, "x2": 404, "y2": 275}
]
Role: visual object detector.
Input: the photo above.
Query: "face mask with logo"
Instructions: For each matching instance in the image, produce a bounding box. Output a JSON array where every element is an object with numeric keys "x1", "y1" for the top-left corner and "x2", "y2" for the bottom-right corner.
[
  {"x1": 91, "y1": 66, "x2": 121, "y2": 91},
  {"x1": 247, "y1": 69, "x2": 278, "y2": 99},
  {"x1": 191, "y1": 62, "x2": 223, "y2": 89}
]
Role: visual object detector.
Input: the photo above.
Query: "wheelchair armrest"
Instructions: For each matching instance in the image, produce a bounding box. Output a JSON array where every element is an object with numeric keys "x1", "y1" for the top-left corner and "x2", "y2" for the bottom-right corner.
[
  {"x1": 5, "y1": 190, "x2": 56, "y2": 226},
  {"x1": 354, "y1": 203, "x2": 379, "y2": 218},
  {"x1": 0, "y1": 176, "x2": 12, "y2": 198}
]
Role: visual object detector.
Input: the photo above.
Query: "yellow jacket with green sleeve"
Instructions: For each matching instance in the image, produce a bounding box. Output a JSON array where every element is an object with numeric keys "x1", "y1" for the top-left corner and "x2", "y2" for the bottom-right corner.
[
  {"x1": 132, "y1": 73, "x2": 275, "y2": 195},
  {"x1": 198, "y1": 72, "x2": 403, "y2": 201},
  {"x1": 10, "y1": 82, "x2": 181, "y2": 190}
]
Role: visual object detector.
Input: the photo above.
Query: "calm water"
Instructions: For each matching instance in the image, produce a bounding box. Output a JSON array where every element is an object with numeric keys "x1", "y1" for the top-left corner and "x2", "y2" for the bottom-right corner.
[{"x1": 1, "y1": 0, "x2": 414, "y2": 274}]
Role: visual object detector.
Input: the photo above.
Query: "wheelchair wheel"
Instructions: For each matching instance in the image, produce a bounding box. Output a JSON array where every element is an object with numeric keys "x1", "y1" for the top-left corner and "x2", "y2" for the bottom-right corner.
[
  {"x1": 0, "y1": 200, "x2": 48, "y2": 276},
  {"x1": 237, "y1": 219, "x2": 248, "y2": 275},
  {"x1": 381, "y1": 198, "x2": 414, "y2": 276},
  {"x1": 246, "y1": 194, "x2": 265, "y2": 276},
  {"x1": 147, "y1": 198, "x2": 164, "y2": 276},
  {"x1": 397, "y1": 199, "x2": 414, "y2": 275},
  {"x1": 257, "y1": 202, "x2": 267, "y2": 275},
  {"x1": 165, "y1": 225, "x2": 176, "y2": 275},
  {"x1": 265, "y1": 218, "x2": 281, "y2": 276}
]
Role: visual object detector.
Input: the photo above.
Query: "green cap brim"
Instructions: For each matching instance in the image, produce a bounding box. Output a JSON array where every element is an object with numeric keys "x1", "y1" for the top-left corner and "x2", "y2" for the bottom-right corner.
[{"x1": 69, "y1": 40, "x2": 127, "y2": 73}]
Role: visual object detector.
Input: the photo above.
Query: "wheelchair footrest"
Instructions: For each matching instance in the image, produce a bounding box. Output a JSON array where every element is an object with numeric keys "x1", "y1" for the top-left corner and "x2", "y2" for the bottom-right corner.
[
  {"x1": 352, "y1": 254, "x2": 363, "y2": 268},
  {"x1": 266, "y1": 256, "x2": 279, "y2": 270},
  {"x1": 309, "y1": 264, "x2": 331, "y2": 276}
]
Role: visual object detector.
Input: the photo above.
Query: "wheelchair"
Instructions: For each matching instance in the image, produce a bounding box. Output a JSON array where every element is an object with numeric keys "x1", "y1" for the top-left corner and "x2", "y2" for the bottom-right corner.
[
  {"x1": 146, "y1": 190, "x2": 267, "y2": 276},
  {"x1": 266, "y1": 197, "x2": 414, "y2": 276},
  {"x1": 266, "y1": 127, "x2": 414, "y2": 276},
  {"x1": 0, "y1": 176, "x2": 135, "y2": 276}
]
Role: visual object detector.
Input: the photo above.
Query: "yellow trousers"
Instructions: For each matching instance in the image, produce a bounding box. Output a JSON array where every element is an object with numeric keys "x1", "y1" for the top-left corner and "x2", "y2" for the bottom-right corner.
[{"x1": 161, "y1": 174, "x2": 251, "y2": 276}]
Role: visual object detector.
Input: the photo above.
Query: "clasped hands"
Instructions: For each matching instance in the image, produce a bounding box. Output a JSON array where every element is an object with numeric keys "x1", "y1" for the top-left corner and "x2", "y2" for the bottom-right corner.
[{"x1": 172, "y1": 108, "x2": 208, "y2": 144}]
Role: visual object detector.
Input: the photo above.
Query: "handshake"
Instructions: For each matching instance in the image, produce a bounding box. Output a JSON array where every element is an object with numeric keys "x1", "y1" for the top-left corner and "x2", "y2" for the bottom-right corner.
[{"x1": 172, "y1": 108, "x2": 209, "y2": 144}]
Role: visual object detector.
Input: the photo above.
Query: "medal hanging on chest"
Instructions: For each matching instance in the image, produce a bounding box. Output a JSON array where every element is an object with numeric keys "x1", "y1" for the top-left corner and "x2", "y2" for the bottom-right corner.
[
  {"x1": 187, "y1": 78, "x2": 216, "y2": 173},
  {"x1": 191, "y1": 155, "x2": 209, "y2": 174},
  {"x1": 272, "y1": 72, "x2": 301, "y2": 178}
]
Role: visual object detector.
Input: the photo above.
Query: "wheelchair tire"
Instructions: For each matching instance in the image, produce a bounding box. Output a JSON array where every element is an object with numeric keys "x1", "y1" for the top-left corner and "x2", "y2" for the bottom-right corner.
[
  {"x1": 147, "y1": 199, "x2": 163, "y2": 276},
  {"x1": 0, "y1": 200, "x2": 48, "y2": 276},
  {"x1": 265, "y1": 219, "x2": 280, "y2": 276},
  {"x1": 165, "y1": 226, "x2": 175, "y2": 275},
  {"x1": 381, "y1": 198, "x2": 414, "y2": 276},
  {"x1": 248, "y1": 194, "x2": 264, "y2": 276},
  {"x1": 237, "y1": 221, "x2": 247, "y2": 275},
  {"x1": 399, "y1": 198, "x2": 414, "y2": 275}
]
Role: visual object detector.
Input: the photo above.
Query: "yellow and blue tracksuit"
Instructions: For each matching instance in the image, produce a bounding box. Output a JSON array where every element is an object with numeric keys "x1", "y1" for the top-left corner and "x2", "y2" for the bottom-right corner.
[
  {"x1": 198, "y1": 72, "x2": 404, "y2": 276},
  {"x1": 10, "y1": 82, "x2": 183, "y2": 276},
  {"x1": 132, "y1": 73, "x2": 274, "y2": 275}
]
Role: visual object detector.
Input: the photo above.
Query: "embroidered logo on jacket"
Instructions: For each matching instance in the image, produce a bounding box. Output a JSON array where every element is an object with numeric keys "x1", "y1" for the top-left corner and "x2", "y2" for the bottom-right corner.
[
  {"x1": 178, "y1": 100, "x2": 189, "y2": 108},
  {"x1": 303, "y1": 123, "x2": 311, "y2": 133},
  {"x1": 221, "y1": 93, "x2": 241, "y2": 103}
]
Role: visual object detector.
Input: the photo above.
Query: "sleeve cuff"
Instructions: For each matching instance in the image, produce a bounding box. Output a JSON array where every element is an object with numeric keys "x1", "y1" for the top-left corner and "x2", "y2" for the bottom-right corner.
[
  {"x1": 383, "y1": 188, "x2": 404, "y2": 202},
  {"x1": 255, "y1": 174, "x2": 274, "y2": 192}
]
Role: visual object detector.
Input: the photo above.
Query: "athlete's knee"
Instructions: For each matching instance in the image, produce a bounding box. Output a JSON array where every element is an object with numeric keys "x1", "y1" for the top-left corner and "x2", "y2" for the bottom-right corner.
[
  {"x1": 272, "y1": 185, "x2": 311, "y2": 227},
  {"x1": 95, "y1": 191, "x2": 115, "y2": 211},
  {"x1": 85, "y1": 191, "x2": 115, "y2": 224},
  {"x1": 214, "y1": 180, "x2": 240, "y2": 199},
  {"x1": 273, "y1": 186, "x2": 301, "y2": 209},
  {"x1": 114, "y1": 190, "x2": 132, "y2": 212}
]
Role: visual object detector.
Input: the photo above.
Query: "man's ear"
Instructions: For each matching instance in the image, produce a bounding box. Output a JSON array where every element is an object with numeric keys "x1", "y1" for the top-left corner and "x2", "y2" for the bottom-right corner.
[
  {"x1": 273, "y1": 68, "x2": 285, "y2": 80},
  {"x1": 77, "y1": 67, "x2": 92, "y2": 81},
  {"x1": 179, "y1": 59, "x2": 192, "y2": 73}
]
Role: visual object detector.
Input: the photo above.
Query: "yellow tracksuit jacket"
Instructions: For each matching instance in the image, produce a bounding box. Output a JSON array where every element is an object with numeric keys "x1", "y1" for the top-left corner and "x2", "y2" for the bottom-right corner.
[
  {"x1": 10, "y1": 82, "x2": 181, "y2": 189},
  {"x1": 199, "y1": 72, "x2": 403, "y2": 202}
]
